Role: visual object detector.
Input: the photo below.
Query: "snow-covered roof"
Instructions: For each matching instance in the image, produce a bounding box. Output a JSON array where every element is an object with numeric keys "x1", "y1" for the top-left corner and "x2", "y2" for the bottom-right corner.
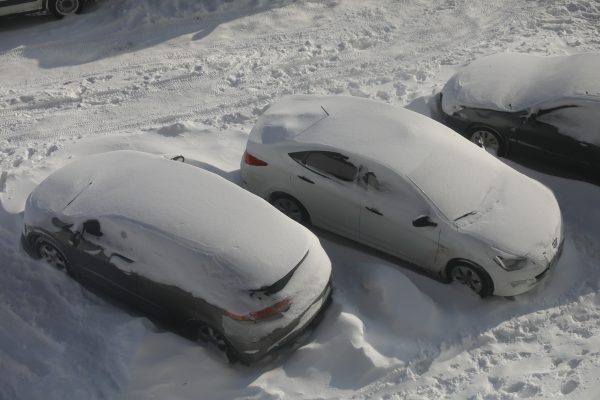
[
  {"x1": 250, "y1": 95, "x2": 513, "y2": 220},
  {"x1": 441, "y1": 52, "x2": 600, "y2": 114},
  {"x1": 26, "y1": 151, "x2": 311, "y2": 311}
]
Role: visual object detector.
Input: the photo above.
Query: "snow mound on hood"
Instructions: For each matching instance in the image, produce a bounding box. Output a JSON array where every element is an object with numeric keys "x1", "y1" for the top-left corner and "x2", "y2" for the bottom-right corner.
[{"x1": 441, "y1": 52, "x2": 600, "y2": 114}]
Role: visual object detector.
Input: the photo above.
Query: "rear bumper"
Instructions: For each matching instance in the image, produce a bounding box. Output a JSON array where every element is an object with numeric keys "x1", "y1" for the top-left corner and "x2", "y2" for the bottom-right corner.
[{"x1": 231, "y1": 278, "x2": 333, "y2": 364}]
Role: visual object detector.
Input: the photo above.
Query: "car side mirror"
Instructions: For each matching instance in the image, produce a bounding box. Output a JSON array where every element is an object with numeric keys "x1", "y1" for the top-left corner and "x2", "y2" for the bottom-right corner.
[
  {"x1": 82, "y1": 219, "x2": 103, "y2": 237},
  {"x1": 412, "y1": 215, "x2": 438, "y2": 228},
  {"x1": 362, "y1": 171, "x2": 380, "y2": 190}
]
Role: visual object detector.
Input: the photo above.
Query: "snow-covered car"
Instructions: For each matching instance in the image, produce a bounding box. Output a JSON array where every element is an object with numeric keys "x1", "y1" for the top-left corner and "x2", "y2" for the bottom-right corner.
[
  {"x1": 0, "y1": 0, "x2": 83, "y2": 18},
  {"x1": 241, "y1": 95, "x2": 564, "y2": 297},
  {"x1": 438, "y1": 53, "x2": 600, "y2": 171},
  {"x1": 21, "y1": 150, "x2": 332, "y2": 363}
]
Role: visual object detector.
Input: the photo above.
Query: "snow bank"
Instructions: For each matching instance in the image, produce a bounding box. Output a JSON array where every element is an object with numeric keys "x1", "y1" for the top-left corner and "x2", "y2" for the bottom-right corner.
[{"x1": 441, "y1": 53, "x2": 600, "y2": 114}]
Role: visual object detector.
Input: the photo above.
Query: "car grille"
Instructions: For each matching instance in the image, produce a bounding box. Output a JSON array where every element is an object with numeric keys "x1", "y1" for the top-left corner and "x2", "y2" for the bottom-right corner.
[{"x1": 536, "y1": 238, "x2": 564, "y2": 281}]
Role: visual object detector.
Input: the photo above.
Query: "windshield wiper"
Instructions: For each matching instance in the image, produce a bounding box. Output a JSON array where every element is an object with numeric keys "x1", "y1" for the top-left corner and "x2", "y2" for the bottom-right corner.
[{"x1": 454, "y1": 210, "x2": 477, "y2": 222}]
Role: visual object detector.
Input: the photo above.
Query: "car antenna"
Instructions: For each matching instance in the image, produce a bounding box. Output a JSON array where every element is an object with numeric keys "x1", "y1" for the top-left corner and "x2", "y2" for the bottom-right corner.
[{"x1": 320, "y1": 105, "x2": 330, "y2": 116}]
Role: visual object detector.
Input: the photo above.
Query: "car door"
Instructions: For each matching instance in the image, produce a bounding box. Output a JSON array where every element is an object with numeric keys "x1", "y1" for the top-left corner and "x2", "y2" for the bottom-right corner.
[
  {"x1": 0, "y1": 0, "x2": 42, "y2": 16},
  {"x1": 517, "y1": 104, "x2": 595, "y2": 165},
  {"x1": 71, "y1": 219, "x2": 140, "y2": 302},
  {"x1": 358, "y1": 165, "x2": 441, "y2": 270},
  {"x1": 288, "y1": 150, "x2": 361, "y2": 238},
  {"x1": 534, "y1": 102, "x2": 599, "y2": 168}
]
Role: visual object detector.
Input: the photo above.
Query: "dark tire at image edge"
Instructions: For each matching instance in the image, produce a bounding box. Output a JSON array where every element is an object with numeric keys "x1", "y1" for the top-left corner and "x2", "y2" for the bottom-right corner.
[
  {"x1": 48, "y1": 0, "x2": 82, "y2": 18},
  {"x1": 448, "y1": 261, "x2": 493, "y2": 298}
]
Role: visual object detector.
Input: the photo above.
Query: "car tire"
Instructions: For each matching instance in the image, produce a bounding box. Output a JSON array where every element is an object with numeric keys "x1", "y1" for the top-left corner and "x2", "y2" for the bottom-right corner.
[
  {"x1": 36, "y1": 238, "x2": 73, "y2": 275},
  {"x1": 448, "y1": 261, "x2": 493, "y2": 298},
  {"x1": 194, "y1": 323, "x2": 238, "y2": 364},
  {"x1": 468, "y1": 127, "x2": 506, "y2": 157},
  {"x1": 48, "y1": 0, "x2": 82, "y2": 18},
  {"x1": 269, "y1": 194, "x2": 310, "y2": 225}
]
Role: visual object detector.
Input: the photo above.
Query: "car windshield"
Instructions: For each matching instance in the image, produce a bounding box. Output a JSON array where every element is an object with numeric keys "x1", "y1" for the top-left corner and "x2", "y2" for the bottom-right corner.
[{"x1": 407, "y1": 149, "x2": 501, "y2": 221}]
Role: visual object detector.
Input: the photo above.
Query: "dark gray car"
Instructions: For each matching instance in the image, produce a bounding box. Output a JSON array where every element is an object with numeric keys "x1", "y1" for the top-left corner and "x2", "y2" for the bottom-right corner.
[{"x1": 21, "y1": 151, "x2": 332, "y2": 364}]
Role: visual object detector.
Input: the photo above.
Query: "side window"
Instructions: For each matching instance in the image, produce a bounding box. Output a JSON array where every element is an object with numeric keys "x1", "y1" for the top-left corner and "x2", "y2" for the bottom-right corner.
[{"x1": 291, "y1": 151, "x2": 358, "y2": 181}]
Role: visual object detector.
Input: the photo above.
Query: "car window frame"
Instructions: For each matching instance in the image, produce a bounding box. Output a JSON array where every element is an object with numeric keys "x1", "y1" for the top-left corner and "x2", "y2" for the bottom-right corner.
[{"x1": 289, "y1": 150, "x2": 359, "y2": 182}]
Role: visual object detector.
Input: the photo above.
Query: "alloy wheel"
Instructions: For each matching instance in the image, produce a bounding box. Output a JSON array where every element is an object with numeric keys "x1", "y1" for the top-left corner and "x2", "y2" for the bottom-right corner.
[
  {"x1": 38, "y1": 242, "x2": 69, "y2": 271},
  {"x1": 55, "y1": 0, "x2": 79, "y2": 15},
  {"x1": 450, "y1": 265, "x2": 483, "y2": 294},
  {"x1": 470, "y1": 129, "x2": 501, "y2": 156}
]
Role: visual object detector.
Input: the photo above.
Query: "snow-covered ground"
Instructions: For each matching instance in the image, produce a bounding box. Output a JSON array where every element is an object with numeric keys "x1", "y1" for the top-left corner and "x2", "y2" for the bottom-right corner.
[{"x1": 1, "y1": 0, "x2": 600, "y2": 399}]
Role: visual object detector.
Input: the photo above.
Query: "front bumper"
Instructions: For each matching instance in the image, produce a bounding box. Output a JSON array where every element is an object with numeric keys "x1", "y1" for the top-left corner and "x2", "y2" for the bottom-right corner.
[{"x1": 493, "y1": 239, "x2": 564, "y2": 297}]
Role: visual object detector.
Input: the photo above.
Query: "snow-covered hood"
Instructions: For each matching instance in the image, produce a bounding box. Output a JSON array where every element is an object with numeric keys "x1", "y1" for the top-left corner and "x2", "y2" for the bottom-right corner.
[{"x1": 455, "y1": 171, "x2": 562, "y2": 260}]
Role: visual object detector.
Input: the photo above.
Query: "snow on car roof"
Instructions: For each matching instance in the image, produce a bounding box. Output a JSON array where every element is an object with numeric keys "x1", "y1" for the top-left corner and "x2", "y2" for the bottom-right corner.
[
  {"x1": 250, "y1": 95, "x2": 452, "y2": 173},
  {"x1": 250, "y1": 95, "x2": 526, "y2": 221},
  {"x1": 441, "y1": 52, "x2": 600, "y2": 114},
  {"x1": 26, "y1": 151, "x2": 311, "y2": 312}
]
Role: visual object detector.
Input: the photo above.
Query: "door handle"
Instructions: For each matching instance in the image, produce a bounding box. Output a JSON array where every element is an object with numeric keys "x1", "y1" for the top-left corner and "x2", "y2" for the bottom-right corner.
[
  {"x1": 112, "y1": 253, "x2": 134, "y2": 263},
  {"x1": 365, "y1": 207, "x2": 383, "y2": 216},
  {"x1": 298, "y1": 175, "x2": 315, "y2": 184}
]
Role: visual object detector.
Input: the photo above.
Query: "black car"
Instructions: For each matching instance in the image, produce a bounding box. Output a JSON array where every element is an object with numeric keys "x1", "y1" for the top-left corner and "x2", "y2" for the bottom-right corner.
[{"x1": 437, "y1": 53, "x2": 600, "y2": 172}]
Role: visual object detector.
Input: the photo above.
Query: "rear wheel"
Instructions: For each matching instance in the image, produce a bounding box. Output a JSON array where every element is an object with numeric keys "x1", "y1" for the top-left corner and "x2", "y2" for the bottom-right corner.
[
  {"x1": 469, "y1": 128, "x2": 505, "y2": 157},
  {"x1": 49, "y1": 0, "x2": 82, "y2": 18},
  {"x1": 36, "y1": 239, "x2": 73, "y2": 275},
  {"x1": 195, "y1": 324, "x2": 238, "y2": 363},
  {"x1": 448, "y1": 261, "x2": 493, "y2": 298},
  {"x1": 270, "y1": 194, "x2": 310, "y2": 225}
]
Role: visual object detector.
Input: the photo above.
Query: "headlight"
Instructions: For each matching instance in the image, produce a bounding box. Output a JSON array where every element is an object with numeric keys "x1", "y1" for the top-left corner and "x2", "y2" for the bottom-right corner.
[{"x1": 493, "y1": 255, "x2": 528, "y2": 271}]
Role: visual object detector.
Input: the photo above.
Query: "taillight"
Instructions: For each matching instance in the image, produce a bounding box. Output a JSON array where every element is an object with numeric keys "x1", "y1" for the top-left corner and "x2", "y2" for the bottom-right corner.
[
  {"x1": 243, "y1": 151, "x2": 268, "y2": 166},
  {"x1": 225, "y1": 298, "x2": 290, "y2": 322}
]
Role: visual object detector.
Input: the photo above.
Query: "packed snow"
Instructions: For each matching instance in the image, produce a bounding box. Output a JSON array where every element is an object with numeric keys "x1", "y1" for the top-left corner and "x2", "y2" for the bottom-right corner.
[{"x1": 2, "y1": 0, "x2": 600, "y2": 399}]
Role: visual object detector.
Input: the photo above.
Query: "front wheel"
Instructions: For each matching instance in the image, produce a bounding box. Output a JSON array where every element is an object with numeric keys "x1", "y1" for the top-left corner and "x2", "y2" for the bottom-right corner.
[
  {"x1": 36, "y1": 239, "x2": 73, "y2": 275},
  {"x1": 49, "y1": 0, "x2": 82, "y2": 18},
  {"x1": 469, "y1": 128, "x2": 505, "y2": 157},
  {"x1": 448, "y1": 262, "x2": 493, "y2": 298}
]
